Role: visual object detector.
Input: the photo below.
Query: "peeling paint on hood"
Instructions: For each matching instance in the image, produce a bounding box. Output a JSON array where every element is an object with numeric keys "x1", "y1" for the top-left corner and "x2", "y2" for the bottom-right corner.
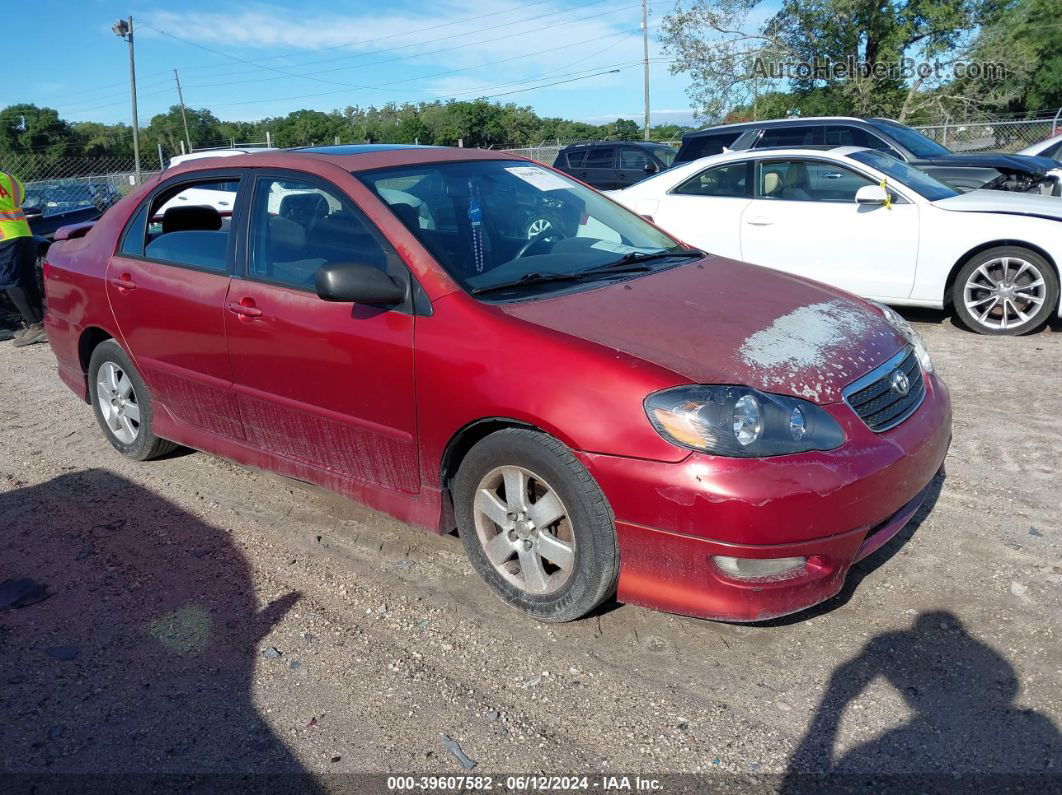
[
  {"x1": 499, "y1": 256, "x2": 907, "y2": 404},
  {"x1": 737, "y1": 299, "x2": 898, "y2": 401}
]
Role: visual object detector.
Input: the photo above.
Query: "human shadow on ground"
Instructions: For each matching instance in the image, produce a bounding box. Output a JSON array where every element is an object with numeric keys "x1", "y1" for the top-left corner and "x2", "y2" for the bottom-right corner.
[
  {"x1": 0, "y1": 469, "x2": 318, "y2": 788},
  {"x1": 781, "y1": 610, "x2": 1062, "y2": 792}
]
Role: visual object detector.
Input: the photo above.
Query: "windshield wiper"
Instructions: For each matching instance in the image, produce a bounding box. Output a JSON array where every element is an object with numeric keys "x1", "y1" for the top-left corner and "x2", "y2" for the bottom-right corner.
[
  {"x1": 470, "y1": 264, "x2": 653, "y2": 295},
  {"x1": 594, "y1": 247, "x2": 704, "y2": 269}
]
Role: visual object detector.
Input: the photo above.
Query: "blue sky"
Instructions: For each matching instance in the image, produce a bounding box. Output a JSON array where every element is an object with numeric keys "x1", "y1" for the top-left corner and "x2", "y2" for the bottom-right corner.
[{"x1": 8, "y1": 0, "x2": 705, "y2": 133}]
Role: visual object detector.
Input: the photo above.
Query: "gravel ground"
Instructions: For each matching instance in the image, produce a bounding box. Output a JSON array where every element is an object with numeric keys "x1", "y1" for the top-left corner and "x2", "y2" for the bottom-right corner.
[{"x1": 1, "y1": 310, "x2": 1060, "y2": 789}]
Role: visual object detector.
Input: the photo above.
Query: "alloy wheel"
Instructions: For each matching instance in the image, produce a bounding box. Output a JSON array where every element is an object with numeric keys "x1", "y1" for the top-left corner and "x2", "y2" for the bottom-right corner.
[
  {"x1": 526, "y1": 218, "x2": 553, "y2": 239},
  {"x1": 95, "y1": 361, "x2": 141, "y2": 444},
  {"x1": 963, "y1": 256, "x2": 1047, "y2": 331},
  {"x1": 472, "y1": 465, "x2": 576, "y2": 594}
]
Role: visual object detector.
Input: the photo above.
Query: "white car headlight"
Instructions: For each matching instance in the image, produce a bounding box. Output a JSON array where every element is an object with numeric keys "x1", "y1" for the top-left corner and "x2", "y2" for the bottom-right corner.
[{"x1": 872, "y1": 302, "x2": 933, "y2": 373}]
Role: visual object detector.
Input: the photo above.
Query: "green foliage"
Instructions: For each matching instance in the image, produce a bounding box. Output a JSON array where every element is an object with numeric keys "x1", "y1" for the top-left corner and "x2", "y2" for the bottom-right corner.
[
  {"x1": 0, "y1": 99, "x2": 692, "y2": 163},
  {"x1": 662, "y1": 0, "x2": 1054, "y2": 122}
]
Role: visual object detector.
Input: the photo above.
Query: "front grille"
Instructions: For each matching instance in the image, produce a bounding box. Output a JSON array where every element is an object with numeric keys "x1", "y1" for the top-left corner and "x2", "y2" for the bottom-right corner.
[{"x1": 843, "y1": 347, "x2": 925, "y2": 432}]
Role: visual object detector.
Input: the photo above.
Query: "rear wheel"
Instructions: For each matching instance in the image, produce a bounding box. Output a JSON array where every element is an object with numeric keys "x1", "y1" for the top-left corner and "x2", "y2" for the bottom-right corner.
[
  {"x1": 453, "y1": 429, "x2": 618, "y2": 622},
  {"x1": 88, "y1": 340, "x2": 177, "y2": 460},
  {"x1": 952, "y1": 247, "x2": 1058, "y2": 335}
]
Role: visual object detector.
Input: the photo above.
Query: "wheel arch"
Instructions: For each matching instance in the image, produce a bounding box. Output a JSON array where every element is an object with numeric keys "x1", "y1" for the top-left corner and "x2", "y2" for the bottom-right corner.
[
  {"x1": 945, "y1": 239, "x2": 1059, "y2": 308},
  {"x1": 439, "y1": 417, "x2": 544, "y2": 491},
  {"x1": 77, "y1": 327, "x2": 115, "y2": 401}
]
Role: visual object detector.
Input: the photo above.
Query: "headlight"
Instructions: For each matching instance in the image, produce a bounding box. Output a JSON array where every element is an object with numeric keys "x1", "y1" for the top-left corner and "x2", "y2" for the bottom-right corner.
[
  {"x1": 644, "y1": 385, "x2": 846, "y2": 457},
  {"x1": 872, "y1": 302, "x2": 932, "y2": 373}
]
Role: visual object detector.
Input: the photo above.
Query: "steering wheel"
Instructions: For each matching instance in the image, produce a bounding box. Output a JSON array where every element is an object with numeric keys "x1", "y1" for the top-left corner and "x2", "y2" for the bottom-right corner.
[{"x1": 514, "y1": 225, "x2": 564, "y2": 259}]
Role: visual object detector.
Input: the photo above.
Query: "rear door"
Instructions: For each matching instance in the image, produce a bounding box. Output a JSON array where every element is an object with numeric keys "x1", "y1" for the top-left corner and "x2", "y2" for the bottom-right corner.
[
  {"x1": 224, "y1": 170, "x2": 419, "y2": 494},
  {"x1": 650, "y1": 160, "x2": 752, "y2": 258},
  {"x1": 106, "y1": 170, "x2": 247, "y2": 439}
]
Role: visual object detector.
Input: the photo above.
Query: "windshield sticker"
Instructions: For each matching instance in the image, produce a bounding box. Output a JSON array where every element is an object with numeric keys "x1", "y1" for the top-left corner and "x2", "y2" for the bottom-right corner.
[
  {"x1": 505, "y1": 166, "x2": 570, "y2": 191},
  {"x1": 589, "y1": 241, "x2": 661, "y2": 255}
]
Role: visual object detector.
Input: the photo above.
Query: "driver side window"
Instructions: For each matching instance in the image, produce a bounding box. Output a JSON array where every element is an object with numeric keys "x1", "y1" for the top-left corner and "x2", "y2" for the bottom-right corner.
[{"x1": 248, "y1": 176, "x2": 393, "y2": 290}]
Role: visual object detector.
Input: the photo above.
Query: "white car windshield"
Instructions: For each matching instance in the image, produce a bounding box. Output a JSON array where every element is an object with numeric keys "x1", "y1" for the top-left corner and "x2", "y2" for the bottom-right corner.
[
  {"x1": 849, "y1": 150, "x2": 960, "y2": 201},
  {"x1": 359, "y1": 160, "x2": 695, "y2": 298}
]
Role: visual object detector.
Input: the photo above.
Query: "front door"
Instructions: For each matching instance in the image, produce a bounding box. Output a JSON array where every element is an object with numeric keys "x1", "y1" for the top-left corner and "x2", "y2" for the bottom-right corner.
[
  {"x1": 578, "y1": 145, "x2": 618, "y2": 190},
  {"x1": 106, "y1": 172, "x2": 247, "y2": 439},
  {"x1": 739, "y1": 158, "x2": 920, "y2": 299},
  {"x1": 224, "y1": 172, "x2": 419, "y2": 494}
]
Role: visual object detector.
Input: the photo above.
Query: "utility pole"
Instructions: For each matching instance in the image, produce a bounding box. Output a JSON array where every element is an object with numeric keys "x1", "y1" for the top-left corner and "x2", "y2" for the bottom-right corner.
[
  {"x1": 113, "y1": 17, "x2": 141, "y2": 184},
  {"x1": 641, "y1": 0, "x2": 651, "y2": 140},
  {"x1": 174, "y1": 69, "x2": 192, "y2": 153}
]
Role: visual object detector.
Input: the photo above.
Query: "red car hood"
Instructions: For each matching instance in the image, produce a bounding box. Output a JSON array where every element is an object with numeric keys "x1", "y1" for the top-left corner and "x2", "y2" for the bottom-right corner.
[{"x1": 499, "y1": 256, "x2": 907, "y2": 405}]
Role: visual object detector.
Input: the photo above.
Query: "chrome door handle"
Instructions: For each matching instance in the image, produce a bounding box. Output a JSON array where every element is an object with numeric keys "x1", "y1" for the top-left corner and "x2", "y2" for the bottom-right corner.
[
  {"x1": 745, "y1": 217, "x2": 774, "y2": 226},
  {"x1": 822, "y1": 172, "x2": 844, "y2": 179}
]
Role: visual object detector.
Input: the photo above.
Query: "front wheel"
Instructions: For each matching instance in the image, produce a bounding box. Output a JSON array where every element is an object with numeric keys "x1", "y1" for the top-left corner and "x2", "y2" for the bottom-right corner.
[
  {"x1": 88, "y1": 340, "x2": 177, "y2": 460},
  {"x1": 952, "y1": 247, "x2": 1059, "y2": 335},
  {"x1": 453, "y1": 429, "x2": 618, "y2": 622}
]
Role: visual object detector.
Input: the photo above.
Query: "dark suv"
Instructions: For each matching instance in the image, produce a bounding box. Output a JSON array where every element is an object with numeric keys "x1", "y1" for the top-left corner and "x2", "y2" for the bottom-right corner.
[
  {"x1": 553, "y1": 141, "x2": 678, "y2": 190},
  {"x1": 674, "y1": 117, "x2": 1061, "y2": 195}
]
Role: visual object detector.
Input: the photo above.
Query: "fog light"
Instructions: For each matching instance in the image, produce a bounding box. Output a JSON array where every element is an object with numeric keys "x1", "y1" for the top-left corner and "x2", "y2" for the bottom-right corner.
[{"x1": 713, "y1": 555, "x2": 807, "y2": 579}]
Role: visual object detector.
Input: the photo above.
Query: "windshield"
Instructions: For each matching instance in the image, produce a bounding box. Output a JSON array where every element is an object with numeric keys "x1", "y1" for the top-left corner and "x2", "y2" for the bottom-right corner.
[
  {"x1": 849, "y1": 150, "x2": 959, "y2": 201},
  {"x1": 358, "y1": 160, "x2": 688, "y2": 297},
  {"x1": 866, "y1": 120, "x2": 951, "y2": 158},
  {"x1": 651, "y1": 146, "x2": 678, "y2": 167}
]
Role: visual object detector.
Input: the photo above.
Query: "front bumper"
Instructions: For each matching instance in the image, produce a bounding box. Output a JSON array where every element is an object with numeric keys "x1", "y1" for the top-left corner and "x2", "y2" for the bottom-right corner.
[{"x1": 578, "y1": 371, "x2": 952, "y2": 622}]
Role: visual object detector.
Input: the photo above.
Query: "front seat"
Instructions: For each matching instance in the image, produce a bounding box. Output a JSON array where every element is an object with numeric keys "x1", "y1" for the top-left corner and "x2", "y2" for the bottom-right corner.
[
  {"x1": 780, "y1": 163, "x2": 811, "y2": 200},
  {"x1": 763, "y1": 171, "x2": 782, "y2": 197}
]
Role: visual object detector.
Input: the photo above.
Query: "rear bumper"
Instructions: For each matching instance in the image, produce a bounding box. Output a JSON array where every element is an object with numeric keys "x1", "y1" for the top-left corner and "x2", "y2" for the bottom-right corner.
[{"x1": 579, "y1": 371, "x2": 951, "y2": 622}]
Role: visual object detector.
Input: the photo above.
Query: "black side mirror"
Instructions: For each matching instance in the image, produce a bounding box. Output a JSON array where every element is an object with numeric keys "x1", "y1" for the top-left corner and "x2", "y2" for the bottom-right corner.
[
  {"x1": 315, "y1": 263, "x2": 407, "y2": 305},
  {"x1": 643, "y1": 162, "x2": 658, "y2": 174}
]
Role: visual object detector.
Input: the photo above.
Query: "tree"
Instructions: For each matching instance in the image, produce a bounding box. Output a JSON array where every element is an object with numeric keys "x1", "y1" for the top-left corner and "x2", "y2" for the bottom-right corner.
[
  {"x1": 660, "y1": 0, "x2": 1032, "y2": 122},
  {"x1": 146, "y1": 106, "x2": 224, "y2": 154},
  {"x1": 0, "y1": 104, "x2": 76, "y2": 156}
]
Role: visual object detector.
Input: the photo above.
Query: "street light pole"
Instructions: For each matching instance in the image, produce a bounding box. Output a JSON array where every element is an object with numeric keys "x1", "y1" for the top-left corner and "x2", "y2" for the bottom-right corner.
[
  {"x1": 113, "y1": 17, "x2": 142, "y2": 185},
  {"x1": 641, "y1": 0, "x2": 651, "y2": 141}
]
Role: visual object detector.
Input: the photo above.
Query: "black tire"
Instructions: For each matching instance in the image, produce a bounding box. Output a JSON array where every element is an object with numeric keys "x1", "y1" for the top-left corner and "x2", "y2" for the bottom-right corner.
[
  {"x1": 453, "y1": 428, "x2": 618, "y2": 623},
  {"x1": 951, "y1": 246, "x2": 1059, "y2": 335},
  {"x1": 88, "y1": 339, "x2": 178, "y2": 461}
]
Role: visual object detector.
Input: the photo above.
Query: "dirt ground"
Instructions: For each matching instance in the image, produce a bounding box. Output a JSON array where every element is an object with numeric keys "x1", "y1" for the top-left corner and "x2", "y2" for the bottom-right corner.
[{"x1": 1, "y1": 309, "x2": 1060, "y2": 790}]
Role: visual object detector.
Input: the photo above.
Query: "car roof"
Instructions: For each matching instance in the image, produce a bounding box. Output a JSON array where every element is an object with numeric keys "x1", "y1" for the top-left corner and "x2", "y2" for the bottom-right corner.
[
  {"x1": 561, "y1": 140, "x2": 675, "y2": 150},
  {"x1": 683, "y1": 117, "x2": 882, "y2": 138},
  {"x1": 671, "y1": 145, "x2": 871, "y2": 169},
  {"x1": 160, "y1": 144, "x2": 528, "y2": 178}
]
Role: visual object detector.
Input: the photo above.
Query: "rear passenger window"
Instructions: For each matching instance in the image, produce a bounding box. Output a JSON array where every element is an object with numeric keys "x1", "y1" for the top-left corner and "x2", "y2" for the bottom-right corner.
[
  {"x1": 585, "y1": 147, "x2": 616, "y2": 169},
  {"x1": 678, "y1": 132, "x2": 741, "y2": 161},
  {"x1": 754, "y1": 126, "x2": 818, "y2": 148},
  {"x1": 565, "y1": 150, "x2": 587, "y2": 168},
  {"x1": 140, "y1": 179, "x2": 239, "y2": 273},
  {"x1": 248, "y1": 176, "x2": 394, "y2": 290},
  {"x1": 674, "y1": 162, "x2": 748, "y2": 197}
]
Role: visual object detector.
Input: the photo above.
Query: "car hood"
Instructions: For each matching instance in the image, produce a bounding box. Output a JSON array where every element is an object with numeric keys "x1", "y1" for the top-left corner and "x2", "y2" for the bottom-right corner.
[
  {"x1": 922, "y1": 152, "x2": 1056, "y2": 175},
  {"x1": 932, "y1": 189, "x2": 1062, "y2": 220},
  {"x1": 499, "y1": 257, "x2": 906, "y2": 404}
]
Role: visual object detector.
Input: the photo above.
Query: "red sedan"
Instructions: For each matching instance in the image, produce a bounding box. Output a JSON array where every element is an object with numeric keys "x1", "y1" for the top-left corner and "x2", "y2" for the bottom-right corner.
[{"x1": 43, "y1": 145, "x2": 951, "y2": 623}]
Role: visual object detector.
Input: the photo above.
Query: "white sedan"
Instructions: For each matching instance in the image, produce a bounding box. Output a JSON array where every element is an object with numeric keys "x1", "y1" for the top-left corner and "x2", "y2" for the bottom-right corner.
[
  {"x1": 609, "y1": 146, "x2": 1062, "y2": 335},
  {"x1": 1017, "y1": 133, "x2": 1062, "y2": 162}
]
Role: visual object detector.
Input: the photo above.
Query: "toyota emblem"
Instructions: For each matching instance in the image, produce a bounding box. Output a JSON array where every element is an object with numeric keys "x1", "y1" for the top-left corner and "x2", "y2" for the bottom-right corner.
[{"x1": 889, "y1": 369, "x2": 911, "y2": 397}]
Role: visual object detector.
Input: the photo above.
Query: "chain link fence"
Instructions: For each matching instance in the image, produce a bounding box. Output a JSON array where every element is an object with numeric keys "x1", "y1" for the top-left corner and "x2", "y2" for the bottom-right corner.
[
  {"x1": 911, "y1": 118, "x2": 1062, "y2": 153},
  {"x1": 1, "y1": 115, "x2": 1058, "y2": 198}
]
